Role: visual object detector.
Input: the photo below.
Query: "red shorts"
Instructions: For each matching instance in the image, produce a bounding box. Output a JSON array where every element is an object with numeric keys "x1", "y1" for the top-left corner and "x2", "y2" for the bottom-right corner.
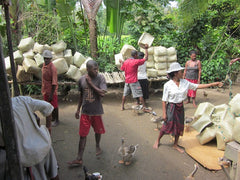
[
  {"x1": 43, "y1": 94, "x2": 58, "y2": 108},
  {"x1": 79, "y1": 114, "x2": 105, "y2": 137}
]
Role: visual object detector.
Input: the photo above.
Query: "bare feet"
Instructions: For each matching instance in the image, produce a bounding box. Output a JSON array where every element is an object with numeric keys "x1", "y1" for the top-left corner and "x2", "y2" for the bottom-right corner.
[
  {"x1": 153, "y1": 141, "x2": 160, "y2": 149},
  {"x1": 118, "y1": 160, "x2": 124, "y2": 164},
  {"x1": 96, "y1": 147, "x2": 102, "y2": 156},
  {"x1": 184, "y1": 101, "x2": 190, "y2": 104},
  {"x1": 193, "y1": 103, "x2": 197, "y2": 108},
  {"x1": 121, "y1": 106, "x2": 125, "y2": 111},
  {"x1": 67, "y1": 159, "x2": 82, "y2": 166},
  {"x1": 173, "y1": 145, "x2": 184, "y2": 153}
]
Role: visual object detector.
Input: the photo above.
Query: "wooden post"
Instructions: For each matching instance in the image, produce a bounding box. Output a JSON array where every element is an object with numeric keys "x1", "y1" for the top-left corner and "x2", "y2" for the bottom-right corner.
[{"x1": 0, "y1": 35, "x2": 24, "y2": 178}]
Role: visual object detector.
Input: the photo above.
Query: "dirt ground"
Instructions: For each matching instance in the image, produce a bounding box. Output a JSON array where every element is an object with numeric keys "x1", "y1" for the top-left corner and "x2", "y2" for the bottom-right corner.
[{"x1": 48, "y1": 82, "x2": 240, "y2": 180}]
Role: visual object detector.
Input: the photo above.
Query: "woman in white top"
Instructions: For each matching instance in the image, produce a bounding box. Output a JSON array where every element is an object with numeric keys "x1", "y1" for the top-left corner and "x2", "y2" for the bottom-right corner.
[{"x1": 153, "y1": 62, "x2": 223, "y2": 153}]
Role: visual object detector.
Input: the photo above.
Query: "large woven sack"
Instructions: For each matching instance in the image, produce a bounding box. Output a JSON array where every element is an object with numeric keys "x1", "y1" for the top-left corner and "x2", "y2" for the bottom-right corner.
[
  {"x1": 43, "y1": 44, "x2": 52, "y2": 51},
  {"x1": 73, "y1": 52, "x2": 86, "y2": 67},
  {"x1": 34, "y1": 53, "x2": 44, "y2": 67},
  {"x1": 146, "y1": 61, "x2": 155, "y2": 68},
  {"x1": 138, "y1": 32, "x2": 154, "y2": 48},
  {"x1": 148, "y1": 55, "x2": 154, "y2": 62},
  {"x1": 191, "y1": 114, "x2": 213, "y2": 133},
  {"x1": 154, "y1": 55, "x2": 167, "y2": 62},
  {"x1": 52, "y1": 58, "x2": 68, "y2": 75},
  {"x1": 216, "y1": 121, "x2": 233, "y2": 150},
  {"x1": 22, "y1": 58, "x2": 40, "y2": 74},
  {"x1": 212, "y1": 104, "x2": 234, "y2": 126},
  {"x1": 114, "y1": 53, "x2": 123, "y2": 67},
  {"x1": 233, "y1": 117, "x2": 240, "y2": 143},
  {"x1": 147, "y1": 69, "x2": 158, "y2": 77},
  {"x1": 52, "y1": 51, "x2": 64, "y2": 60},
  {"x1": 4, "y1": 57, "x2": 12, "y2": 74},
  {"x1": 14, "y1": 50, "x2": 23, "y2": 65},
  {"x1": 65, "y1": 65, "x2": 82, "y2": 82},
  {"x1": 157, "y1": 70, "x2": 167, "y2": 76},
  {"x1": 167, "y1": 47, "x2": 176, "y2": 56},
  {"x1": 64, "y1": 49, "x2": 73, "y2": 65},
  {"x1": 18, "y1": 37, "x2": 35, "y2": 52},
  {"x1": 154, "y1": 46, "x2": 167, "y2": 56},
  {"x1": 197, "y1": 125, "x2": 217, "y2": 145},
  {"x1": 16, "y1": 65, "x2": 33, "y2": 82},
  {"x1": 229, "y1": 93, "x2": 240, "y2": 116},
  {"x1": 140, "y1": 46, "x2": 155, "y2": 55},
  {"x1": 194, "y1": 102, "x2": 215, "y2": 119},
  {"x1": 51, "y1": 40, "x2": 67, "y2": 53},
  {"x1": 167, "y1": 55, "x2": 177, "y2": 62},
  {"x1": 155, "y1": 62, "x2": 167, "y2": 70},
  {"x1": 120, "y1": 44, "x2": 136, "y2": 60},
  {"x1": 23, "y1": 49, "x2": 35, "y2": 59},
  {"x1": 33, "y1": 42, "x2": 44, "y2": 54}
]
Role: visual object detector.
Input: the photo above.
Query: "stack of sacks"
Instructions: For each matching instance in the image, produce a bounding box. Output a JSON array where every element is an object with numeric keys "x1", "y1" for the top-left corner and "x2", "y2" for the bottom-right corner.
[
  {"x1": 191, "y1": 99, "x2": 236, "y2": 150},
  {"x1": 5, "y1": 37, "x2": 91, "y2": 82}
]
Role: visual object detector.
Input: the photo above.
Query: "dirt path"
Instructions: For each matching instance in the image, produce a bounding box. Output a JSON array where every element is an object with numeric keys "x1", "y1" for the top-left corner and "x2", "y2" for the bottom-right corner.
[{"x1": 50, "y1": 83, "x2": 239, "y2": 180}]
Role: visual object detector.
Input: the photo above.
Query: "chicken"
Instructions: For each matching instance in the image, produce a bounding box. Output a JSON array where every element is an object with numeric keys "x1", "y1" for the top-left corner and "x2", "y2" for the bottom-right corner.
[
  {"x1": 118, "y1": 138, "x2": 139, "y2": 165},
  {"x1": 185, "y1": 163, "x2": 199, "y2": 180},
  {"x1": 203, "y1": 91, "x2": 208, "y2": 98},
  {"x1": 151, "y1": 116, "x2": 164, "y2": 131}
]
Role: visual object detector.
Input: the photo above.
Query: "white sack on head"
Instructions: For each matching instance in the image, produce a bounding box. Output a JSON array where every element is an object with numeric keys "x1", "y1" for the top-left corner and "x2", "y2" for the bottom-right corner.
[
  {"x1": 33, "y1": 42, "x2": 44, "y2": 54},
  {"x1": 52, "y1": 58, "x2": 68, "y2": 75},
  {"x1": 14, "y1": 50, "x2": 23, "y2": 65},
  {"x1": 120, "y1": 44, "x2": 136, "y2": 60},
  {"x1": 51, "y1": 40, "x2": 67, "y2": 53},
  {"x1": 18, "y1": 37, "x2": 35, "y2": 52},
  {"x1": 64, "y1": 49, "x2": 73, "y2": 65},
  {"x1": 73, "y1": 52, "x2": 86, "y2": 67},
  {"x1": 34, "y1": 53, "x2": 44, "y2": 67},
  {"x1": 22, "y1": 58, "x2": 41, "y2": 74}
]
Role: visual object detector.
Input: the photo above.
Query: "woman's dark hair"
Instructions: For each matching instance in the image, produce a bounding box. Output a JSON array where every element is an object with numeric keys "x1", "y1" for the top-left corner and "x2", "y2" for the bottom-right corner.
[
  {"x1": 189, "y1": 50, "x2": 197, "y2": 56},
  {"x1": 167, "y1": 71, "x2": 178, "y2": 79}
]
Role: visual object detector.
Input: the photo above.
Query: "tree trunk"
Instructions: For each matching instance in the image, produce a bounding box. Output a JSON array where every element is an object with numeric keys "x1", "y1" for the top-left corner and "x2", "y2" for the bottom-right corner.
[{"x1": 89, "y1": 18, "x2": 98, "y2": 58}]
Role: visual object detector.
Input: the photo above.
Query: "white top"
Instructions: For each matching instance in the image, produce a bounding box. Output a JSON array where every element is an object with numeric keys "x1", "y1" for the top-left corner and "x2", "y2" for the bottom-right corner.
[
  {"x1": 162, "y1": 79, "x2": 198, "y2": 103},
  {"x1": 138, "y1": 62, "x2": 148, "y2": 80},
  {"x1": 0, "y1": 96, "x2": 54, "y2": 167}
]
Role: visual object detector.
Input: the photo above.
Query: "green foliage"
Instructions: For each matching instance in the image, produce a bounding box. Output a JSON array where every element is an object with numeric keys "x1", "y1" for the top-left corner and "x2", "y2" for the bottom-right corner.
[{"x1": 24, "y1": 84, "x2": 41, "y2": 95}]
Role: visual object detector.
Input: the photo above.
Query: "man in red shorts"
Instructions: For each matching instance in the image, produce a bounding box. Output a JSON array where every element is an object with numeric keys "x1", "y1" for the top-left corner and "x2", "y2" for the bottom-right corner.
[
  {"x1": 68, "y1": 60, "x2": 107, "y2": 166},
  {"x1": 42, "y1": 50, "x2": 59, "y2": 128}
]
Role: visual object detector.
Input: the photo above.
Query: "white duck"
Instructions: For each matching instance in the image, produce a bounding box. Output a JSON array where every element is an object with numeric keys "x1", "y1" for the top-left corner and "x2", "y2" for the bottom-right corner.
[{"x1": 118, "y1": 138, "x2": 139, "y2": 165}]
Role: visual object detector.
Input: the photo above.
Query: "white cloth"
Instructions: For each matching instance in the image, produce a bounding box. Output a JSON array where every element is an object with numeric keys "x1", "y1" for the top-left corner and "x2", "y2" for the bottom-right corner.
[
  {"x1": 162, "y1": 79, "x2": 198, "y2": 103},
  {"x1": 137, "y1": 62, "x2": 147, "y2": 80},
  {"x1": 10, "y1": 96, "x2": 53, "y2": 167}
]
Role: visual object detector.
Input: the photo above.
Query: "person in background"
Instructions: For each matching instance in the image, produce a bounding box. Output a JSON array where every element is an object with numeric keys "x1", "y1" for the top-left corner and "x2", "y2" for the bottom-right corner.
[
  {"x1": 136, "y1": 51, "x2": 149, "y2": 105},
  {"x1": 183, "y1": 50, "x2": 202, "y2": 107},
  {"x1": 42, "y1": 50, "x2": 59, "y2": 127},
  {"x1": 120, "y1": 44, "x2": 149, "y2": 111},
  {"x1": 68, "y1": 60, "x2": 107, "y2": 166},
  {"x1": 153, "y1": 62, "x2": 222, "y2": 153},
  {"x1": 0, "y1": 96, "x2": 59, "y2": 180}
]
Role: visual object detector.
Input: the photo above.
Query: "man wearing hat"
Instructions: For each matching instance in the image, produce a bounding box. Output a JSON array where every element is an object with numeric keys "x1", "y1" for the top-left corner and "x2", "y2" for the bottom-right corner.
[{"x1": 42, "y1": 50, "x2": 59, "y2": 128}]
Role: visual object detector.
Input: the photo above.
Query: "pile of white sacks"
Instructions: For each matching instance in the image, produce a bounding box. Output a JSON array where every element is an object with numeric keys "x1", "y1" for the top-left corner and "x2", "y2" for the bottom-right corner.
[
  {"x1": 191, "y1": 93, "x2": 240, "y2": 151},
  {"x1": 116, "y1": 44, "x2": 177, "y2": 78},
  {"x1": 5, "y1": 37, "x2": 91, "y2": 82}
]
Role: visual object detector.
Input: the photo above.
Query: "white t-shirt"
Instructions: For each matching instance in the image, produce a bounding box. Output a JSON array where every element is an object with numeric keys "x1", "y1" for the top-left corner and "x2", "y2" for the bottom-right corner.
[
  {"x1": 138, "y1": 62, "x2": 147, "y2": 80},
  {"x1": 162, "y1": 79, "x2": 198, "y2": 103}
]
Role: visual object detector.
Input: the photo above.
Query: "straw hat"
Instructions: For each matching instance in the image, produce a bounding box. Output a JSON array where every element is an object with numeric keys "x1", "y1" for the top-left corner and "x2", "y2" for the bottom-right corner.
[
  {"x1": 42, "y1": 50, "x2": 52, "y2": 59},
  {"x1": 166, "y1": 62, "x2": 184, "y2": 73}
]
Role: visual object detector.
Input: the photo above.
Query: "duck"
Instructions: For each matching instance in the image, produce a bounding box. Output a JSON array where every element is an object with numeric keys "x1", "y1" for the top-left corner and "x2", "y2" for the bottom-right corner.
[
  {"x1": 151, "y1": 116, "x2": 165, "y2": 131},
  {"x1": 118, "y1": 138, "x2": 139, "y2": 165},
  {"x1": 185, "y1": 163, "x2": 199, "y2": 180}
]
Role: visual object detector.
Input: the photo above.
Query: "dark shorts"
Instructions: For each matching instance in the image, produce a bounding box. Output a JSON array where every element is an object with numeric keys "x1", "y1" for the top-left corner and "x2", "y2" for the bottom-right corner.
[
  {"x1": 138, "y1": 79, "x2": 149, "y2": 100},
  {"x1": 79, "y1": 114, "x2": 105, "y2": 137},
  {"x1": 123, "y1": 81, "x2": 143, "y2": 98},
  {"x1": 43, "y1": 94, "x2": 58, "y2": 108}
]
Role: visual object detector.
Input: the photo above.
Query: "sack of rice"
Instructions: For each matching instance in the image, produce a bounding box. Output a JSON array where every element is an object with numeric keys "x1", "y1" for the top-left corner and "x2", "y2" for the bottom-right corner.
[
  {"x1": 138, "y1": 32, "x2": 154, "y2": 49},
  {"x1": 80, "y1": 57, "x2": 92, "y2": 74},
  {"x1": 194, "y1": 102, "x2": 215, "y2": 119},
  {"x1": 66, "y1": 64, "x2": 82, "y2": 82},
  {"x1": 197, "y1": 125, "x2": 217, "y2": 145},
  {"x1": 167, "y1": 54, "x2": 177, "y2": 62},
  {"x1": 51, "y1": 40, "x2": 67, "y2": 53},
  {"x1": 52, "y1": 58, "x2": 68, "y2": 75},
  {"x1": 146, "y1": 61, "x2": 155, "y2": 68},
  {"x1": 73, "y1": 52, "x2": 86, "y2": 67},
  {"x1": 211, "y1": 104, "x2": 231, "y2": 124},
  {"x1": 157, "y1": 70, "x2": 167, "y2": 76},
  {"x1": 155, "y1": 62, "x2": 167, "y2": 70},
  {"x1": 14, "y1": 50, "x2": 23, "y2": 65},
  {"x1": 167, "y1": 47, "x2": 176, "y2": 56},
  {"x1": 154, "y1": 46, "x2": 167, "y2": 56},
  {"x1": 16, "y1": 65, "x2": 33, "y2": 82},
  {"x1": 23, "y1": 49, "x2": 35, "y2": 59},
  {"x1": 154, "y1": 55, "x2": 167, "y2": 62},
  {"x1": 120, "y1": 44, "x2": 136, "y2": 60},
  {"x1": 229, "y1": 93, "x2": 240, "y2": 116},
  {"x1": 52, "y1": 51, "x2": 64, "y2": 60},
  {"x1": 18, "y1": 37, "x2": 35, "y2": 52},
  {"x1": 216, "y1": 121, "x2": 233, "y2": 150},
  {"x1": 34, "y1": 53, "x2": 44, "y2": 67},
  {"x1": 233, "y1": 117, "x2": 240, "y2": 143},
  {"x1": 4, "y1": 57, "x2": 13, "y2": 74},
  {"x1": 22, "y1": 58, "x2": 41, "y2": 74},
  {"x1": 191, "y1": 114, "x2": 213, "y2": 133},
  {"x1": 147, "y1": 69, "x2": 158, "y2": 77},
  {"x1": 43, "y1": 44, "x2": 52, "y2": 51},
  {"x1": 114, "y1": 53, "x2": 124, "y2": 67},
  {"x1": 64, "y1": 49, "x2": 73, "y2": 65},
  {"x1": 148, "y1": 55, "x2": 154, "y2": 62},
  {"x1": 33, "y1": 42, "x2": 44, "y2": 54}
]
